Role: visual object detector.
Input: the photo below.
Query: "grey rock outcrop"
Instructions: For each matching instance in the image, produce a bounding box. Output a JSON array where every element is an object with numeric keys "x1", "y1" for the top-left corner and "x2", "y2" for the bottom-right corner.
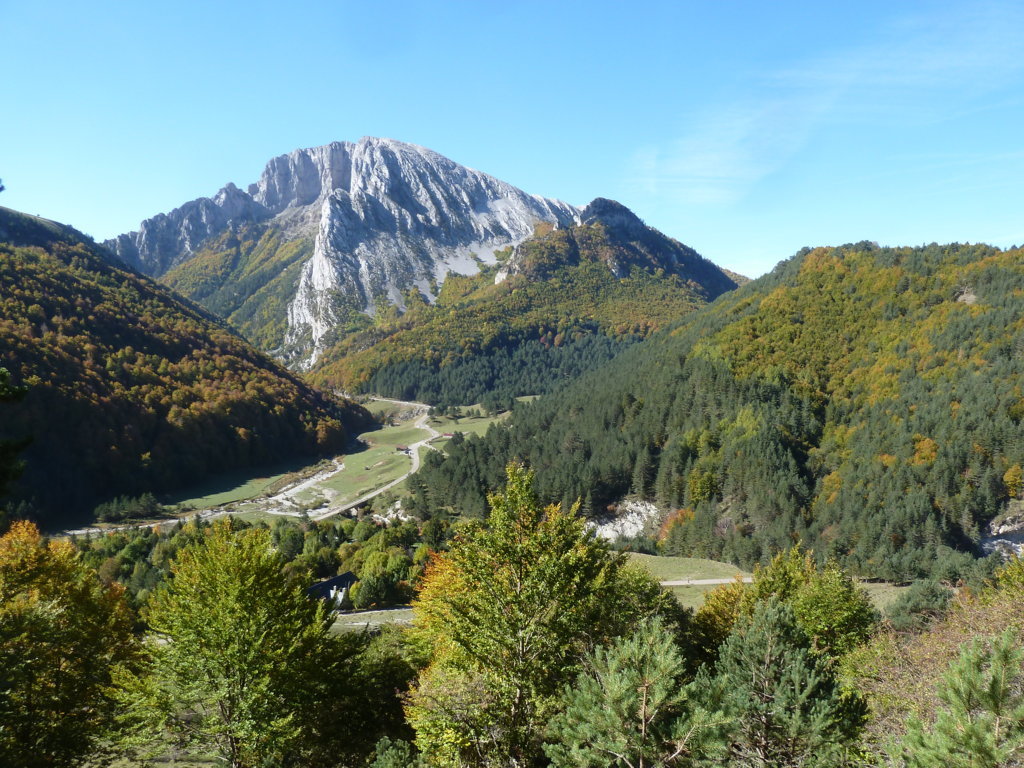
[
  {"x1": 107, "y1": 137, "x2": 581, "y2": 367},
  {"x1": 106, "y1": 183, "x2": 269, "y2": 276}
]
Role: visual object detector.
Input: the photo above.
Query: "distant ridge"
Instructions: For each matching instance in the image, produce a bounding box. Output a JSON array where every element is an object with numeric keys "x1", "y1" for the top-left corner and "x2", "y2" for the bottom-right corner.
[{"x1": 415, "y1": 240, "x2": 1024, "y2": 579}]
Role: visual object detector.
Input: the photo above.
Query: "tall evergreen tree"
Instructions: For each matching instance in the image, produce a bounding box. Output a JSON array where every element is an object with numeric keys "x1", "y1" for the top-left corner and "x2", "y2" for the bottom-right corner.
[
  {"x1": 546, "y1": 616, "x2": 731, "y2": 768},
  {"x1": 713, "y1": 599, "x2": 864, "y2": 768},
  {"x1": 632, "y1": 446, "x2": 653, "y2": 500},
  {"x1": 408, "y1": 463, "x2": 673, "y2": 768}
]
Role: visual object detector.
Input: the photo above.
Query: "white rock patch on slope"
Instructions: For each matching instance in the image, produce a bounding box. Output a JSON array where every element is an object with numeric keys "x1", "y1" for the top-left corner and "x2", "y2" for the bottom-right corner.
[{"x1": 589, "y1": 500, "x2": 662, "y2": 541}]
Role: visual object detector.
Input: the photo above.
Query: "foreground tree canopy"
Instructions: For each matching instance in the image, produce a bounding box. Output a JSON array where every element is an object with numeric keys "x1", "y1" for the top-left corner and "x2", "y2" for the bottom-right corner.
[
  {"x1": 0, "y1": 521, "x2": 138, "y2": 768},
  {"x1": 408, "y1": 463, "x2": 676, "y2": 767},
  {"x1": 115, "y1": 519, "x2": 394, "y2": 768},
  {"x1": 546, "y1": 616, "x2": 732, "y2": 768},
  {"x1": 5, "y1": 478, "x2": 1024, "y2": 767},
  {"x1": 903, "y1": 629, "x2": 1024, "y2": 768}
]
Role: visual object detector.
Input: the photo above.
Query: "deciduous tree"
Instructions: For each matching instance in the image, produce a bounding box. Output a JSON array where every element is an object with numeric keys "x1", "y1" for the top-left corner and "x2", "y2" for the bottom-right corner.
[
  {"x1": 692, "y1": 547, "x2": 876, "y2": 664},
  {"x1": 116, "y1": 520, "x2": 360, "y2": 768},
  {"x1": 0, "y1": 521, "x2": 138, "y2": 767}
]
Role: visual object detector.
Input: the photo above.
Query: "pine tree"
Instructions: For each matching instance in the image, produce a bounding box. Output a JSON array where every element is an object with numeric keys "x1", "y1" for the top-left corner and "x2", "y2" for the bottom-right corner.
[
  {"x1": 546, "y1": 616, "x2": 731, "y2": 768},
  {"x1": 632, "y1": 446, "x2": 653, "y2": 500},
  {"x1": 691, "y1": 547, "x2": 876, "y2": 665},
  {"x1": 408, "y1": 463, "x2": 673, "y2": 768},
  {"x1": 369, "y1": 737, "x2": 422, "y2": 768},
  {"x1": 902, "y1": 629, "x2": 1024, "y2": 768},
  {"x1": 714, "y1": 599, "x2": 864, "y2": 768}
]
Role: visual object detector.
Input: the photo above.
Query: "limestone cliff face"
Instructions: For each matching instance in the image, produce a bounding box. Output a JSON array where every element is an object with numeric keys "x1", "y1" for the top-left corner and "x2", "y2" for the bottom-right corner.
[
  {"x1": 106, "y1": 182, "x2": 268, "y2": 277},
  {"x1": 107, "y1": 137, "x2": 580, "y2": 367}
]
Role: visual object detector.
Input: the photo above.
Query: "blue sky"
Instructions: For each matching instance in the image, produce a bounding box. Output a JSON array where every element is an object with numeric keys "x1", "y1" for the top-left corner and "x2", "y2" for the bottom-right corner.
[{"x1": 2, "y1": 0, "x2": 1023, "y2": 276}]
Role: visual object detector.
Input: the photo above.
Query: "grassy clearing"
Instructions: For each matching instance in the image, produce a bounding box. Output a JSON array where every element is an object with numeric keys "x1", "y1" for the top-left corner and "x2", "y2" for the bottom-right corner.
[
  {"x1": 429, "y1": 407, "x2": 511, "y2": 438},
  {"x1": 295, "y1": 422, "x2": 433, "y2": 506},
  {"x1": 628, "y1": 553, "x2": 750, "y2": 583},
  {"x1": 331, "y1": 607, "x2": 414, "y2": 633},
  {"x1": 427, "y1": 396, "x2": 536, "y2": 438},
  {"x1": 363, "y1": 399, "x2": 424, "y2": 425},
  {"x1": 628, "y1": 554, "x2": 748, "y2": 612},
  {"x1": 857, "y1": 580, "x2": 909, "y2": 611},
  {"x1": 668, "y1": 584, "x2": 726, "y2": 610},
  {"x1": 366, "y1": 424, "x2": 427, "y2": 447},
  {"x1": 307, "y1": 449, "x2": 409, "y2": 505},
  {"x1": 363, "y1": 399, "x2": 404, "y2": 417},
  {"x1": 159, "y1": 456, "x2": 313, "y2": 509},
  {"x1": 154, "y1": 408, "x2": 427, "y2": 515},
  {"x1": 300, "y1": 401, "x2": 516, "y2": 508},
  {"x1": 630, "y1": 554, "x2": 908, "y2": 613}
]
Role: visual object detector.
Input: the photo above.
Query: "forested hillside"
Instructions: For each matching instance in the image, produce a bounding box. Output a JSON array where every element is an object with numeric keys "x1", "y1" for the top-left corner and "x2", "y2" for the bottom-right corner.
[
  {"x1": 160, "y1": 222, "x2": 313, "y2": 350},
  {"x1": 309, "y1": 203, "x2": 738, "y2": 406},
  {"x1": 0, "y1": 207, "x2": 371, "y2": 525},
  {"x1": 417, "y1": 241, "x2": 1024, "y2": 578}
]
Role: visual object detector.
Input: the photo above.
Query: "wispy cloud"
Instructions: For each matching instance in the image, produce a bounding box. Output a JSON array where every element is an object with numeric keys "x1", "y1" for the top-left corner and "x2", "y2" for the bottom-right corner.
[
  {"x1": 628, "y1": 2, "x2": 1024, "y2": 206},
  {"x1": 628, "y1": 92, "x2": 836, "y2": 205},
  {"x1": 796, "y1": 4, "x2": 1022, "y2": 89}
]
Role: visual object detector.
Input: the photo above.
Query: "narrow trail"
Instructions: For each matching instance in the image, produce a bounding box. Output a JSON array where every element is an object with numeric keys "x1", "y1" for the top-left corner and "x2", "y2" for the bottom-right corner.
[{"x1": 659, "y1": 577, "x2": 753, "y2": 586}]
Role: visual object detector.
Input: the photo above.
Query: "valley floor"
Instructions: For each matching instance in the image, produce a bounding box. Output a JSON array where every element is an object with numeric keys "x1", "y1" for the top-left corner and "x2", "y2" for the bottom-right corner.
[{"x1": 59, "y1": 399, "x2": 511, "y2": 537}]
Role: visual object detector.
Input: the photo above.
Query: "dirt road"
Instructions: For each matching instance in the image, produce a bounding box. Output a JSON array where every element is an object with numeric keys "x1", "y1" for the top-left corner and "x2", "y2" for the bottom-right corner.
[{"x1": 311, "y1": 398, "x2": 438, "y2": 520}]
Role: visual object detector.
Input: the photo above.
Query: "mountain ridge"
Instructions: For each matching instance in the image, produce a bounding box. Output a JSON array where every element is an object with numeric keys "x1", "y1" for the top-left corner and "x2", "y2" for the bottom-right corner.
[
  {"x1": 105, "y1": 138, "x2": 742, "y2": 411},
  {"x1": 106, "y1": 137, "x2": 583, "y2": 367},
  {"x1": 306, "y1": 200, "x2": 739, "y2": 405}
]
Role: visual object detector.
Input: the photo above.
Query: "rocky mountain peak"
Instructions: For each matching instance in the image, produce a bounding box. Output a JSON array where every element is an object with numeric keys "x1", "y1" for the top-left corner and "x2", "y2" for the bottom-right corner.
[
  {"x1": 580, "y1": 197, "x2": 647, "y2": 236},
  {"x1": 106, "y1": 138, "x2": 582, "y2": 368}
]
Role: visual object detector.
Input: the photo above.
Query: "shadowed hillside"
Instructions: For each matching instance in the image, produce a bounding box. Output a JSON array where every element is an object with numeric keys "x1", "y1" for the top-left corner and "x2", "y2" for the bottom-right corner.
[{"x1": 0, "y1": 207, "x2": 371, "y2": 525}]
